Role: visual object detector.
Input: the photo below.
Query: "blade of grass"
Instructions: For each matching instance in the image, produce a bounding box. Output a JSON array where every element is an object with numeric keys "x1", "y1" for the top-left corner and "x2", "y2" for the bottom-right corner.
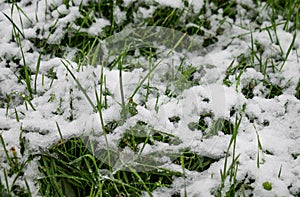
[
  {"x1": 1, "y1": 11, "x2": 25, "y2": 39},
  {"x1": 280, "y1": 31, "x2": 297, "y2": 71},
  {"x1": 34, "y1": 53, "x2": 42, "y2": 94},
  {"x1": 181, "y1": 154, "x2": 187, "y2": 197},
  {"x1": 0, "y1": 135, "x2": 14, "y2": 172},
  {"x1": 278, "y1": 164, "x2": 282, "y2": 178},
  {"x1": 95, "y1": 65, "x2": 113, "y2": 171},
  {"x1": 126, "y1": 165, "x2": 153, "y2": 197},
  {"x1": 55, "y1": 122, "x2": 67, "y2": 152},
  {"x1": 3, "y1": 169, "x2": 10, "y2": 193},
  {"x1": 61, "y1": 59, "x2": 97, "y2": 112}
]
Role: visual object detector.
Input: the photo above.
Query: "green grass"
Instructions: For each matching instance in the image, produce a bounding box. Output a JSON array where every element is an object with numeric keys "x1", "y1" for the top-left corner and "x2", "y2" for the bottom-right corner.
[
  {"x1": 1, "y1": 0, "x2": 300, "y2": 196},
  {"x1": 216, "y1": 112, "x2": 241, "y2": 196},
  {"x1": 37, "y1": 136, "x2": 182, "y2": 197}
]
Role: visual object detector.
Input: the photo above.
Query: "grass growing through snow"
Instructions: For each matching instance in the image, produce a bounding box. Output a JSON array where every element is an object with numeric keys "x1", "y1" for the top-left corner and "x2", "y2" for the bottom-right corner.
[
  {"x1": 37, "y1": 136, "x2": 182, "y2": 196},
  {"x1": 217, "y1": 113, "x2": 242, "y2": 197},
  {"x1": 1, "y1": 0, "x2": 300, "y2": 196}
]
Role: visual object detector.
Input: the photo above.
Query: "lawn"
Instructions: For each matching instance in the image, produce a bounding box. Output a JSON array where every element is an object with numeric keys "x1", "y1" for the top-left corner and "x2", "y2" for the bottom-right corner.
[{"x1": 0, "y1": 0, "x2": 300, "y2": 196}]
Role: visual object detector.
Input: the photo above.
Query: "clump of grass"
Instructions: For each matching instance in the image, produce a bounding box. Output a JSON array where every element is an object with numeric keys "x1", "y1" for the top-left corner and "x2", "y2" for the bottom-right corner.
[
  {"x1": 37, "y1": 136, "x2": 181, "y2": 196},
  {"x1": 165, "y1": 63, "x2": 203, "y2": 98},
  {"x1": 146, "y1": 6, "x2": 185, "y2": 29},
  {"x1": 188, "y1": 112, "x2": 234, "y2": 138},
  {"x1": 172, "y1": 149, "x2": 218, "y2": 172},
  {"x1": 264, "y1": 0, "x2": 300, "y2": 32},
  {"x1": 188, "y1": 112, "x2": 212, "y2": 132},
  {"x1": 0, "y1": 128, "x2": 33, "y2": 196},
  {"x1": 118, "y1": 120, "x2": 182, "y2": 152},
  {"x1": 217, "y1": 113, "x2": 242, "y2": 196},
  {"x1": 264, "y1": 83, "x2": 283, "y2": 99},
  {"x1": 223, "y1": 50, "x2": 285, "y2": 99},
  {"x1": 241, "y1": 80, "x2": 256, "y2": 99},
  {"x1": 209, "y1": 0, "x2": 238, "y2": 20},
  {"x1": 37, "y1": 123, "x2": 222, "y2": 196}
]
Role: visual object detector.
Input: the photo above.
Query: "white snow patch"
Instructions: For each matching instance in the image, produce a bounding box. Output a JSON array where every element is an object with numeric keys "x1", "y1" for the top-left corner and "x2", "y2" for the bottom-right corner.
[
  {"x1": 154, "y1": 0, "x2": 184, "y2": 9},
  {"x1": 188, "y1": 0, "x2": 204, "y2": 13}
]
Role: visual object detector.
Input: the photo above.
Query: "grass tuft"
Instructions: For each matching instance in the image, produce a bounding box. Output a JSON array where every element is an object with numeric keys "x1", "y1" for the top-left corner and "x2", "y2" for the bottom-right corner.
[{"x1": 37, "y1": 136, "x2": 181, "y2": 196}]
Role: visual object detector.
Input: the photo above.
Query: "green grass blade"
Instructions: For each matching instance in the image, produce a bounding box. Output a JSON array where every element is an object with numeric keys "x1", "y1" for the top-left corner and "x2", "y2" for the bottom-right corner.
[
  {"x1": 61, "y1": 59, "x2": 96, "y2": 112},
  {"x1": 1, "y1": 11, "x2": 25, "y2": 38},
  {"x1": 280, "y1": 31, "x2": 297, "y2": 71},
  {"x1": 34, "y1": 53, "x2": 42, "y2": 94}
]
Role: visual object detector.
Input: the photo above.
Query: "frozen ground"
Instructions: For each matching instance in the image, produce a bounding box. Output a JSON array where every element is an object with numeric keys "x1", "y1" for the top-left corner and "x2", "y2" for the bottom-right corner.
[{"x1": 0, "y1": 0, "x2": 300, "y2": 196}]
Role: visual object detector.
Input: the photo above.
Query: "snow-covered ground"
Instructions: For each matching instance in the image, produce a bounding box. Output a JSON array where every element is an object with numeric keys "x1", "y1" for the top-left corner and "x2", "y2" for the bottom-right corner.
[{"x1": 0, "y1": 0, "x2": 299, "y2": 196}]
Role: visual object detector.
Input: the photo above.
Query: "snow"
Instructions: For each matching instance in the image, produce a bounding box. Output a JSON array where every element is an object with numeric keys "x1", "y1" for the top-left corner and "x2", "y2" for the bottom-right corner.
[
  {"x1": 88, "y1": 18, "x2": 111, "y2": 36},
  {"x1": 0, "y1": 0, "x2": 300, "y2": 196},
  {"x1": 113, "y1": 6, "x2": 127, "y2": 25},
  {"x1": 188, "y1": 0, "x2": 204, "y2": 13},
  {"x1": 154, "y1": 0, "x2": 184, "y2": 9},
  {"x1": 138, "y1": 6, "x2": 156, "y2": 19},
  {"x1": 123, "y1": 0, "x2": 136, "y2": 7}
]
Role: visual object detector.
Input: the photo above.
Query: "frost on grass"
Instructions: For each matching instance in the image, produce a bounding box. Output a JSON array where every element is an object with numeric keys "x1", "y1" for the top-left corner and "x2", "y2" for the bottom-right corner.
[{"x1": 0, "y1": 0, "x2": 300, "y2": 196}]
